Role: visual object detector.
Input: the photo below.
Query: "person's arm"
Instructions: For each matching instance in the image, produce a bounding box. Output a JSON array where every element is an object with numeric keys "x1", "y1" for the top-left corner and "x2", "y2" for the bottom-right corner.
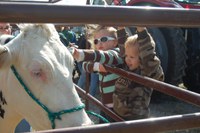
[
  {"x1": 137, "y1": 27, "x2": 164, "y2": 81},
  {"x1": 72, "y1": 48, "x2": 95, "y2": 62},
  {"x1": 73, "y1": 48, "x2": 123, "y2": 65},
  {"x1": 82, "y1": 62, "x2": 107, "y2": 73},
  {"x1": 82, "y1": 61, "x2": 94, "y2": 73},
  {"x1": 117, "y1": 27, "x2": 128, "y2": 57}
]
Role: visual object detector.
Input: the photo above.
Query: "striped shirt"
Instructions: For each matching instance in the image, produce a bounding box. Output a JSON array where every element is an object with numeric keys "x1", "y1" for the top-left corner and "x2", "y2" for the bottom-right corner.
[{"x1": 81, "y1": 48, "x2": 123, "y2": 104}]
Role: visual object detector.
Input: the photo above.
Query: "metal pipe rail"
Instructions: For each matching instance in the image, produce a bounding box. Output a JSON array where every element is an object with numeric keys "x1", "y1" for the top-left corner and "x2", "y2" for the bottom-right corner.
[
  {"x1": 0, "y1": 2, "x2": 199, "y2": 132},
  {"x1": 0, "y1": 2, "x2": 200, "y2": 27},
  {"x1": 34, "y1": 112, "x2": 200, "y2": 133},
  {"x1": 104, "y1": 65, "x2": 200, "y2": 107}
]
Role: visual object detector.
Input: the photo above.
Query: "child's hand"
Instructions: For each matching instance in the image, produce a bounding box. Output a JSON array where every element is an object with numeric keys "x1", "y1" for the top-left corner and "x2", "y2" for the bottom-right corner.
[
  {"x1": 73, "y1": 48, "x2": 80, "y2": 60},
  {"x1": 136, "y1": 27, "x2": 146, "y2": 32},
  {"x1": 68, "y1": 42, "x2": 77, "y2": 47},
  {"x1": 117, "y1": 27, "x2": 125, "y2": 30},
  {"x1": 99, "y1": 64, "x2": 107, "y2": 73},
  {"x1": 68, "y1": 47, "x2": 75, "y2": 55},
  {"x1": 67, "y1": 46, "x2": 80, "y2": 60}
]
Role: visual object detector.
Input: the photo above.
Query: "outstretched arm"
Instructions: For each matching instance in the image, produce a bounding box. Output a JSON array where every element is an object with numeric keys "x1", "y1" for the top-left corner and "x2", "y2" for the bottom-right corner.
[
  {"x1": 137, "y1": 27, "x2": 164, "y2": 81},
  {"x1": 71, "y1": 48, "x2": 123, "y2": 65}
]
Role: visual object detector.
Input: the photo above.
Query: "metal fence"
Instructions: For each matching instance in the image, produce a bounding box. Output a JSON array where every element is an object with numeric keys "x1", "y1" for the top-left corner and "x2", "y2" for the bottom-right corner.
[
  {"x1": 0, "y1": 2, "x2": 200, "y2": 27},
  {"x1": 1, "y1": 2, "x2": 200, "y2": 133}
]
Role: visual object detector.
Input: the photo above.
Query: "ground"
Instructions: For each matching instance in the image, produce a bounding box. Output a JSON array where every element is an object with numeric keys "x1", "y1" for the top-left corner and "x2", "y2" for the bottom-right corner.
[
  {"x1": 150, "y1": 95, "x2": 200, "y2": 133},
  {"x1": 87, "y1": 92, "x2": 200, "y2": 133}
]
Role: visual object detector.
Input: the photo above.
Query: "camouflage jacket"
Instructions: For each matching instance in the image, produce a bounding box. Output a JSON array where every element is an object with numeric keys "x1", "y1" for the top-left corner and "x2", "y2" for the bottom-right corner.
[{"x1": 113, "y1": 29, "x2": 164, "y2": 120}]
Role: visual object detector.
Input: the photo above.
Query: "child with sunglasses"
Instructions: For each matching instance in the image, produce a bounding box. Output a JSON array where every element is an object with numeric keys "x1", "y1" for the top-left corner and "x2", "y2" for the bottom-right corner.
[{"x1": 72, "y1": 26, "x2": 127, "y2": 121}]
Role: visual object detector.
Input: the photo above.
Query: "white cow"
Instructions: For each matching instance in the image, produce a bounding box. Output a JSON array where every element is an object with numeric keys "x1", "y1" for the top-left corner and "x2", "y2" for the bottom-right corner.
[{"x1": 0, "y1": 24, "x2": 92, "y2": 132}]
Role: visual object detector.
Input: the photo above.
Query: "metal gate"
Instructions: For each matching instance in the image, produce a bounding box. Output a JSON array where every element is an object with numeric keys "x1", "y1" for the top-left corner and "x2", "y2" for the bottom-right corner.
[{"x1": 1, "y1": 1, "x2": 200, "y2": 133}]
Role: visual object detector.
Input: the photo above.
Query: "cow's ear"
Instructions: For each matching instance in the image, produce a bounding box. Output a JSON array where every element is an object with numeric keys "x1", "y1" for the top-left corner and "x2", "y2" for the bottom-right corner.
[{"x1": 0, "y1": 45, "x2": 11, "y2": 69}]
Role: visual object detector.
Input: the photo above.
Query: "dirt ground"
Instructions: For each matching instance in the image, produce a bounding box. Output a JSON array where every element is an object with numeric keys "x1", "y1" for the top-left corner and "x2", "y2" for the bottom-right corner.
[
  {"x1": 86, "y1": 93, "x2": 200, "y2": 133},
  {"x1": 150, "y1": 94, "x2": 200, "y2": 133}
]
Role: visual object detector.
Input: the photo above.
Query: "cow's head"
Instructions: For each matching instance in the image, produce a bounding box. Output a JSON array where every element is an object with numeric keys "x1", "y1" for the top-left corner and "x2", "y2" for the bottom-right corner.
[{"x1": 0, "y1": 24, "x2": 92, "y2": 130}]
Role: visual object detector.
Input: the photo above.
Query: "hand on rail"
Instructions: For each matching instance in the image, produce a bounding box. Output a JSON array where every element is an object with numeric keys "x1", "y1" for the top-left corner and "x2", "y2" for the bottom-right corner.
[
  {"x1": 99, "y1": 64, "x2": 107, "y2": 73},
  {"x1": 136, "y1": 27, "x2": 146, "y2": 32},
  {"x1": 67, "y1": 43, "x2": 80, "y2": 61},
  {"x1": 93, "y1": 62, "x2": 107, "y2": 73},
  {"x1": 117, "y1": 27, "x2": 125, "y2": 30}
]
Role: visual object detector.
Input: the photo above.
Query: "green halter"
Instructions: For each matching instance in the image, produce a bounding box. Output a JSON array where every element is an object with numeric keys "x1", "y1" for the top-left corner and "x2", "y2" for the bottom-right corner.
[{"x1": 10, "y1": 65, "x2": 85, "y2": 129}]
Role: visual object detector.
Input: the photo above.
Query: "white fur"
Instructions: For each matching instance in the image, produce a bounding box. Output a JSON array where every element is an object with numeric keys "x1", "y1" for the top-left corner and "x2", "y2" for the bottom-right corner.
[
  {"x1": 0, "y1": 24, "x2": 92, "y2": 132},
  {"x1": 0, "y1": 34, "x2": 14, "y2": 45}
]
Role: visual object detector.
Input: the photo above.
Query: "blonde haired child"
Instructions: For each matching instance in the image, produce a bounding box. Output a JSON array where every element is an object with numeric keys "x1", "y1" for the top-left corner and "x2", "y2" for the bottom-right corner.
[{"x1": 113, "y1": 27, "x2": 164, "y2": 120}]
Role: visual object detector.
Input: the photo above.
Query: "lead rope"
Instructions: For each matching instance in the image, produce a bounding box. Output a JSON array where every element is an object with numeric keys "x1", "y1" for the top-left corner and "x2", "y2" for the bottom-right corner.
[
  {"x1": 10, "y1": 65, "x2": 109, "y2": 129},
  {"x1": 86, "y1": 111, "x2": 109, "y2": 123},
  {"x1": 11, "y1": 65, "x2": 85, "y2": 129}
]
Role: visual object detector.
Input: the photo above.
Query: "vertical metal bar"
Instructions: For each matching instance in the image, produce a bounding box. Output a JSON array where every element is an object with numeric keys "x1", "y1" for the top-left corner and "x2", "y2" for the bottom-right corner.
[
  {"x1": 84, "y1": 39, "x2": 92, "y2": 110},
  {"x1": 75, "y1": 84, "x2": 124, "y2": 122},
  {"x1": 86, "y1": 0, "x2": 91, "y2": 4},
  {"x1": 85, "y1": 72, "x2": 90, "y2": 110}
]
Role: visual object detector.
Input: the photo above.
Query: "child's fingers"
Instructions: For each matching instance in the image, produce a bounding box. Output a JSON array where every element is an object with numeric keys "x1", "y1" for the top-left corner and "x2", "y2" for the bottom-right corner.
[
  {"x1": 136, "y1": 27, "x2": 146, "y2": 32},
  {"x1": 99, "y1": 64, "x2": 107, "y2": 72}
]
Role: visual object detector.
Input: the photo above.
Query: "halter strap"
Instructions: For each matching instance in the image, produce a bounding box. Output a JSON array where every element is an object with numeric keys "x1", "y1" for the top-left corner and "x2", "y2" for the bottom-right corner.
[{"x1": 10, "y1": 65, "x2": 85, "y2": 129}]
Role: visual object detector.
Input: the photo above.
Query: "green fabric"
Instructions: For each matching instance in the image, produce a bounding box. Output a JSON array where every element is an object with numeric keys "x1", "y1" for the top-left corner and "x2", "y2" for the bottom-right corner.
[
  {"x1": 59, "y1": 33, "x2": 69, "y2": 46},
  {"x1": 99, "y1": 73, "x2": 119, "y2": 93},
  {"x1": 62, "y1": 30, "x2": 76, "y2": 43}
]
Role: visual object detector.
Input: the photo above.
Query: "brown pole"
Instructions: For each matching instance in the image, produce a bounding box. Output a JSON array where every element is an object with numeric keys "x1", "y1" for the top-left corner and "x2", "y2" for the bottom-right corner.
[
  {"x1": 85, "y1": 72, "x2": 90, "y2": 110},
  {"x1": 35, "y1": 112, "x2": 200, "y2": 133},
  {"x1": 75, "y1": 84, "x2": 124, "y2": 122},
  {"x1": 0, "y1": 3, "x2": 200, "y2": 27},
  {"x1": 84, "y1": 40, "x2": 91, "y2": 110},
  {"x1": 103, "y1": 65, "x2": 200, "y2": 107}
]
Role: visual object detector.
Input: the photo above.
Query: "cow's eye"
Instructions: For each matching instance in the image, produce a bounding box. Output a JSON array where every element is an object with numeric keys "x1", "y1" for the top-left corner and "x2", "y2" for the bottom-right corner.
[
  {"x1": 31, "y1": 69, "x2": 47, "y2": 82},
  {"x1": 32, "y1": 69, "x2": 42, "y2": 78},
  {"x1": 33, "y1": 70, "x2": 42, "y2": 77},
  {"x1": 28, "y1": 60, "x2": 48, "y2": 82}
]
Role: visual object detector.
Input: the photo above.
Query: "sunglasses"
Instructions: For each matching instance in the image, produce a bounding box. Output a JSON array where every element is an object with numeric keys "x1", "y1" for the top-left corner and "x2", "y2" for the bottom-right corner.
[{"x1": 94, "y1": 36, "x2": 115, "y2": 45}]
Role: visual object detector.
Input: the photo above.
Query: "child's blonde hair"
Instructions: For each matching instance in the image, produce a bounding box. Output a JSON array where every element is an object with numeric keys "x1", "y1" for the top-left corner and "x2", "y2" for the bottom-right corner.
[
  {"x1": 94, "y1": 26, "x2": 117, "y2": 39},
  {"x1": 125, "y1": 34, "x2": 138, "y2": 49}
]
